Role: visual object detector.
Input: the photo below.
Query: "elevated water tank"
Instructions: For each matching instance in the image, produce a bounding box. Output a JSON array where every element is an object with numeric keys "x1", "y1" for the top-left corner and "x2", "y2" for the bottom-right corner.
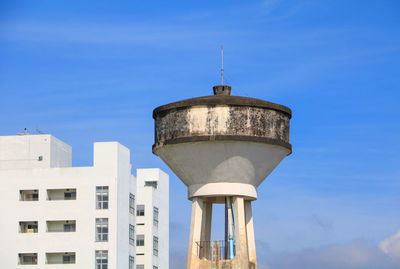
[{"x1": 153, "y1": 85, "x2": 291, "y2": 200}]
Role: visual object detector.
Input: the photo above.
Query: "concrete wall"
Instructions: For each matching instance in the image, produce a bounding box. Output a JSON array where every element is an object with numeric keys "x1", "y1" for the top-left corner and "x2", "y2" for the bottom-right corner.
[
  {"x1": 0, "y1": 134, "x2": 71, "y2": 170},
  {"x1": 136, "y1": 168, "x2": 169, "y2": 269}
]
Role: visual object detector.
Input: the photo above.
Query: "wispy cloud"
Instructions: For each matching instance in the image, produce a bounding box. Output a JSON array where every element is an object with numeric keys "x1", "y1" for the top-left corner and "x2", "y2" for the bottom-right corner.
[
  {"x1": 264, "y1": 240, "x2": 400, "y2": 269},
  {"x1": 380, "y1": 229, "x2": 400, "y2": 260},
  {"x1": 171, "y1": 237, "x2": 400, "y2": 268},
  {"x1": 1, "y1": 21, "x2": 230, "y2": 46}
]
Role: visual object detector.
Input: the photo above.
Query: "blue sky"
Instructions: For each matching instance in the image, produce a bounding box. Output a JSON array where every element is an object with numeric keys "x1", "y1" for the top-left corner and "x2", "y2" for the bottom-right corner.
[{"x1": 1, "y1": 0, "x2": 400, "y2": 268}]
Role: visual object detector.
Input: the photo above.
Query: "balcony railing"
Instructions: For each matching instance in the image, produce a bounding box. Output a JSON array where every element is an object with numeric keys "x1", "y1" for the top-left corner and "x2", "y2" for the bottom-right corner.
[
  {"x1": 19, "y1": 260, "x2": 38, "y2": 265},
  {"x1": 47, "y1": 228, "x2": 76, "y2": 232},
  {"x1": 22, "y1": 228, "x2": 38, "y2": 233},
  {"x1": 46, "y1": 260, "x2": 76, "y2": 264}
]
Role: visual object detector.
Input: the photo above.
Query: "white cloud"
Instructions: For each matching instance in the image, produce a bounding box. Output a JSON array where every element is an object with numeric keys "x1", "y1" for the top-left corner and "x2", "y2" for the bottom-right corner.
[
  {"x1": 169, "y1": 238, "x2": 400, "y2": 268},
  {"x1": 263, "y1": 240, "x2": 400, "y2": 269},
  {"x1": 380, "y1": 229, "x2": 400, "y2": 259}
]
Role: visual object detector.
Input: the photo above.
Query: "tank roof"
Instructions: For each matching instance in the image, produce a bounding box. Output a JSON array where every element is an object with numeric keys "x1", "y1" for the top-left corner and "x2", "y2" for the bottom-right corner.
[
  {"x1": 153, "y1": 85, "x2": 292, "y2": 119},
  {"x1": 153, "y1": 95, "x2": 291, "y2": 119}
]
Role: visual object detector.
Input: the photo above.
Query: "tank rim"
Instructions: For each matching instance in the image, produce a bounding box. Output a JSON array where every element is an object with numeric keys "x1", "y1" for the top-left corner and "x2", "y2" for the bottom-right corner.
[
  {"x1": 153, "y1": 95, "x2": 292, "y2": 119},
  {"x1": 152, "y1": 135, "x2": 292, "y2": 154}
]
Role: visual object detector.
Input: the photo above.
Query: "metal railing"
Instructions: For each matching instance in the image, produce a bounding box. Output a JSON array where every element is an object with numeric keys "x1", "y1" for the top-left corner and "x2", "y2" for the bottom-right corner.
[
  {"x1": 19, "y1": 261, "x2": 37, "y2": 265},
  {"x1": 20, "y1": 197, "x2": 39, "y2": 201},
  {"x1": 19, "y1": 258, "x2": 37, "y2": 265},
  {"x1": 195, "y1": 240, "x2": 236, "y2": 261},
  {"x1": 21, "y1": 228, "x2": 38, "y2": 233},
  {"x1": 46, "y1": 260, "x2": 76, "y2": 264},
  {"x1": 47, "y1": 228, "x2": 76, "y2": 232}
]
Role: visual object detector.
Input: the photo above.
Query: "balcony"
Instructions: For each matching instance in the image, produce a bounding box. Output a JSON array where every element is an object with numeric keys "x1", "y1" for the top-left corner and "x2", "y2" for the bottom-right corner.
[
  {"x1": 46, "y1": 252, "x2": 76, "y2": 264},
  {"x1": 19, "y1": 221, "x2": 38, "y2": 233},
  {"x1": 47, "y1": 220, "x2": 76, "y2": 232},
  {"x1": 47, "y1": 189, "x2": 76, "y2": 200},
  {"x1": 20, "y1": 190, "x2": 39, "y2": 201},
  {"x1": 19, "y1": 253, "x2": 38, "y2": 265}
]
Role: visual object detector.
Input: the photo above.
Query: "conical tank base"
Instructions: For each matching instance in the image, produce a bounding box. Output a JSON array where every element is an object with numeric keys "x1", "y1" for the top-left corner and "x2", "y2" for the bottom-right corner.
[{"x1": 155, "y1": 141, "x2": 290, "y2": 200}]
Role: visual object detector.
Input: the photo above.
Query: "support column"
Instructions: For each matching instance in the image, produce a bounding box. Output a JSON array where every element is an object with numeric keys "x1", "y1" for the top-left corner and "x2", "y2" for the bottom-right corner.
[
  {"x1": 187, "y1": 198, "x2": 204, "y2": 269},
  {"x1": 245, "y1": 201, "x2": 257, "y2": 269},
  {"x1": 232, "y1": 196, "x2": 250, "y2": 269},
  {"x1": 201, "y1": 201, "x2": 212, "y2": 258}
]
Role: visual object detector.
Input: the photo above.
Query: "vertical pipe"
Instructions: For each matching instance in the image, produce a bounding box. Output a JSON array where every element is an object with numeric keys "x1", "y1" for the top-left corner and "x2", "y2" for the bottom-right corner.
[
  {"x1": 226, "y1": 197, "x2": 234, "y2": 238},
  {"x1": 225, "y1": 197, "x2": 229, "y2": 259},
  {"x1": 227, "y1": 197, "x2": 235, "y2": 259},
  {"x1": 221, "y1": 45, "x2": 224, "y2": 85}
]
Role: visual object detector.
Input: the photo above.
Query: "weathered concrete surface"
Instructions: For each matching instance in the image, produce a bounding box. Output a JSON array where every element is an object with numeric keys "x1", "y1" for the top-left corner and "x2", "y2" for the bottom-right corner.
[{"x1": 154, "y1": 105, "x2": 291, "y2": 152}]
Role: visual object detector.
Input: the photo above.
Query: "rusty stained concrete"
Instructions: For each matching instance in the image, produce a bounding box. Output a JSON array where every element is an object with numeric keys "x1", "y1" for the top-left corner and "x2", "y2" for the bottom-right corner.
[{"x1": 154, "y1": 105, "x2": 290, "y2": 149}]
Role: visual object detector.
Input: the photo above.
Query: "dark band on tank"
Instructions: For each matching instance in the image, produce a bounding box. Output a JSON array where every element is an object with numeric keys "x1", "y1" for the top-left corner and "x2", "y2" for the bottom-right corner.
[{"x1": 152, "y1": 135, "x2": 292, "y2": 154}]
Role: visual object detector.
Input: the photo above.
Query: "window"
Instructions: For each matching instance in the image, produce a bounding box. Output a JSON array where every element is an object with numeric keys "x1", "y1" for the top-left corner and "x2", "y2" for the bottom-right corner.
[
  {"x1": 136, "y1": 205, "x2": 145, "y2": 216},
  {"x1": 129, "y1": 224, "x2": 135, "y2": 245},
  {"x1": 20, "y1": 190, "x2": 39, "y2": 201},
  {"x1": 95, "y1": 218, "x2": 108, "y2": 242},
  {"x1": 95, "y1": 250, "x2": 108, "y2": 269},
  {"x1": 153, "y1": 236, "x2": 159, "y2": 256},
  {"x1": 153, "y1": 266, "x2": 158, "y2": 269},
  {"x1": 136, "y1": 234, "x2": 144, "y2": 246},
  {"x1": 153, "y1": 207, "x2": 159, "y2": 226},
  {"x1": 18, "y1": 253, "x2": 37, "y2": 265},
  {"x1": 129, "y1": 194, "x2": 135, "y2": 214},
  {"x1": 145, "y1": 181, "x2": 158, "y2": 188},
  {"x1": 136, "y1": 265, "x2": 144, "y2": 269},
  {"x1": 129, "y1": 256, "x2": 134, "y2": 269},
  {"x1": 64, "y1": 223, "x2": 76, "y2": 232},
  {"x1": 63, "y1": 255, "x2": 71, "y2": 264},
  {"x1": 64, "y1": 191, "x2": 76, "y2": 200},
  {"x1": 96, "y1": 186, "x2": 109, "y2": 209}
]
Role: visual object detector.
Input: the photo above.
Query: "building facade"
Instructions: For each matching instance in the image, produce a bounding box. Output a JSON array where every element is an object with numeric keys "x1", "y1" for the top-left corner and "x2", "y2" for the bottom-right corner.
[{"x1": 0, "y1": 134, "x2": 169, "y2": 269}]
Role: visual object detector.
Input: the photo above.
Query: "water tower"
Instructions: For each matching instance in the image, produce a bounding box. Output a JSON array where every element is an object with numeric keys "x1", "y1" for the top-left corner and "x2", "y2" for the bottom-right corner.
[{"x1": 153, "y1": 85, "x2": 291, "y2": 269}]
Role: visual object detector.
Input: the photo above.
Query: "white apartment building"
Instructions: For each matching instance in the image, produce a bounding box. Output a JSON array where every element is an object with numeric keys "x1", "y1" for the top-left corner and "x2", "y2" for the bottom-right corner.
[{"x1": 0, "y1": 134, "x2": 169, "y2": 269}]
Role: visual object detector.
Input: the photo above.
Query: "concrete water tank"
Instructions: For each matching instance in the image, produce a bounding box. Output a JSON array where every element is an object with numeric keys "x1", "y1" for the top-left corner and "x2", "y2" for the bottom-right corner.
[{"x1": 153, "y1": 85, "x2": 291, "y2": 269}]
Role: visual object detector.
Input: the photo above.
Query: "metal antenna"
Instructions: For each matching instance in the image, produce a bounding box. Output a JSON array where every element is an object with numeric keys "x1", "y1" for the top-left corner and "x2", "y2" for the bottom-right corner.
[{"x1": 220, "y1": 45, "x2": 224, "y2": 85}]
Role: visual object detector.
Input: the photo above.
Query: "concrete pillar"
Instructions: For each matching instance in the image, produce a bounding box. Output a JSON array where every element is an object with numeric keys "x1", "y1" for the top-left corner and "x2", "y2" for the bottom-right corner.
[
  {"x1": 245, "y1": 201, "x2": 257, "y2": 268},
  {"x1": 201, "y1": 202, "x2": 212, "y2": 258},
  {"x1": 232, "y1": 196, "x2": 249, "y2": 268},
  {"x1": 187, "y1": 198, "x2": 204, "y2": 268}
]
